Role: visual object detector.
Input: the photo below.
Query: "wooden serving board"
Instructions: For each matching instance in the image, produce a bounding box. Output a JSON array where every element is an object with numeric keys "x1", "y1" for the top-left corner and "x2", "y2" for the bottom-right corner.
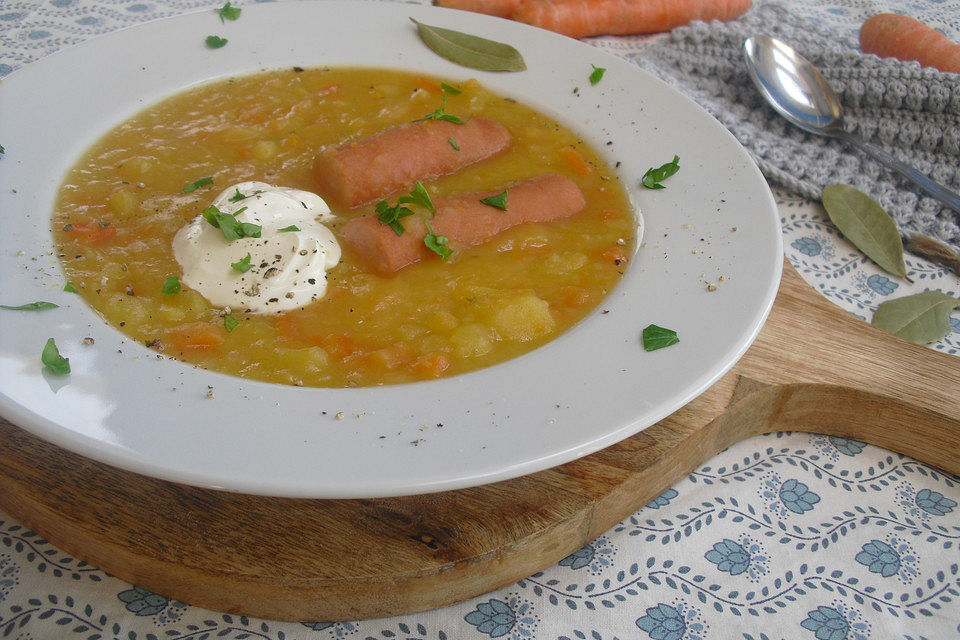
[{"x1": 1, "y1": 259, "x2": 958, "y2": 621}]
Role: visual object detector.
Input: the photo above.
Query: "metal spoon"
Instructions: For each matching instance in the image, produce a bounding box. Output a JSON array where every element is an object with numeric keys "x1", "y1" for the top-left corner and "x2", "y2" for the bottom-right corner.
[{"x1": 743, "y1": 34, "x2": 960, "y2": 213}]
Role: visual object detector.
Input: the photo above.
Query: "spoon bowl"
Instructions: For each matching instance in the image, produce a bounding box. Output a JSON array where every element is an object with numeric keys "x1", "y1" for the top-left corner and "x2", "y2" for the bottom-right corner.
[
  {"x1": 743, "y1": 35, "x2": 844, "y2": 137},
  {"x1": 743, "y1": 35, "x2": 960, "y2": 213}
]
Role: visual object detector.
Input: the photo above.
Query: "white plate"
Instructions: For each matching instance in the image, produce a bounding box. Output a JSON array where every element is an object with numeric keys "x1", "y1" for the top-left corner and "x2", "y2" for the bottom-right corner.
[{"x1": 0, "y1": 0, "x2": 781, "y2": 498}]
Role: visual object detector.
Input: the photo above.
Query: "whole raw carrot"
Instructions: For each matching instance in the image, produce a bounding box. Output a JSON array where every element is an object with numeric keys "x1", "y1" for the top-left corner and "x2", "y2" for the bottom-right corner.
[
  {"x1": 860, "y1": 13, "x2": 960, "y2": 74},
  {"x1": 434, "y1": 0, "x2": 524, "y2": 18},
  {"x1": 512, "y1": 0, "x2": 751, "y2": 39}
]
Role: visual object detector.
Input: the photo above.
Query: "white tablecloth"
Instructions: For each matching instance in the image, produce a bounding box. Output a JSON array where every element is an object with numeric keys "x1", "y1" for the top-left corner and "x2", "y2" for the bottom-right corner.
[{"x1": 1, "y1": 1, "x2": 959, "y2": 638}]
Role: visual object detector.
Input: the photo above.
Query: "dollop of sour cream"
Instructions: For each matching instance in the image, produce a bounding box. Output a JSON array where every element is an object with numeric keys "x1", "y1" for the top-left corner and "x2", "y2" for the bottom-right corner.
[{"x1": 173, "y1": 181, "x2": 341, "y2": 314}]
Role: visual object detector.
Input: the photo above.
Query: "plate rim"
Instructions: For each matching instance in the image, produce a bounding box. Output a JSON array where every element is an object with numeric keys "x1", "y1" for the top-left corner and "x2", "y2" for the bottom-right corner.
[{"x1": 0, "y1": 0, "x2": 782, "y2": 498}]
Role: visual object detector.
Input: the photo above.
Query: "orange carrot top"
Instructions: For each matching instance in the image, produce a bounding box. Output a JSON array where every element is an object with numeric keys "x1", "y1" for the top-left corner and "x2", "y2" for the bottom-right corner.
[{"x1": 860, "y1": 13, "x2": 960, "y2": 74}]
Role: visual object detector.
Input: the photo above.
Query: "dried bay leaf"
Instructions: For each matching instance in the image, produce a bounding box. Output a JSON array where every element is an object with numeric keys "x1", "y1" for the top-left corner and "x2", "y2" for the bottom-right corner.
[
  {"x1": 872, "y1": 290, "x2": 960, "y2": 344},
  {"x1": 821, "y1": 184, "x2": 909, "y2": 280},
  {"x1": 411, "y1": 18, "x2": 526, "y2": 72},
  {"x1": 904, "y1": 234, "x2": 960, "y2": 276}
]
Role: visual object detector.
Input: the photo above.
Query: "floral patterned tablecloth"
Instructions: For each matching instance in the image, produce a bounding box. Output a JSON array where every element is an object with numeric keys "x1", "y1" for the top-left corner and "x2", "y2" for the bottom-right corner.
[{"x1": 2, "y1": 1, "x2": 960, "y2": 639}]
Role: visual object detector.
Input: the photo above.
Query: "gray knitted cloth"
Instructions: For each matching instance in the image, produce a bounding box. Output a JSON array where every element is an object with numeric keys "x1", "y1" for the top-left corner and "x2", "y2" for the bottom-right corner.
[{"x1": 628, "y1": 3, "x2": 960, "y2": 252}]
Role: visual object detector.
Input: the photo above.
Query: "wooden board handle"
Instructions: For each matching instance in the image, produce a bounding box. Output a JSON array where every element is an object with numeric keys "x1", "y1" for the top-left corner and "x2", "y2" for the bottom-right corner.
[{"x1": 716, "y1": 379, "x2": 959, "y2": 474}]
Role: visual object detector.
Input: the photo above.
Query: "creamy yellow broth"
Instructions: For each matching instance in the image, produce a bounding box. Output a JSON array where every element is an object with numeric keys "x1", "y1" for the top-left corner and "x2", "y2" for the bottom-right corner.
[{"x1": 52, "y1": 67, "x2": 635, "y2": 387}]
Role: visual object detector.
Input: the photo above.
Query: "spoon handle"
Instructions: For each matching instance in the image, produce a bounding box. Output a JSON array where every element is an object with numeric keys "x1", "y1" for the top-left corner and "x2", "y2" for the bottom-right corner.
[{"x1": 841, "y1": 132, "x2": 960, "y2": 214}]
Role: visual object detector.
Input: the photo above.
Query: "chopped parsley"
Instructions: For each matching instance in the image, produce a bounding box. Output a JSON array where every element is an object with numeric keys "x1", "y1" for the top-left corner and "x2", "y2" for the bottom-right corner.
[
  {"x1": 641, "y1": 155, "x2": 680, "y2": 190},
  {"x1": 0, "y1": 301, "x2": 58, "y2": 311},
  {"x1": 41, "y1": 338, "x2": 70, "y2": 375},
  {"x1": 440, "y1": 82, "x2": 462, "y2": 95},
  {"x1": 161, "y1": 276, "x2": 181, "y2": 295},
  {"x1": 181, "y1": 176, "x2": 214, "y2": 193},
  {"x1": 376, "y1": 201, "x2": 415, "y2": 236},
  {"x1": 231, "y1": 253, "x2": 253, "y2": 272},
  {"x1": 224, "y1": 315, "x2": 239, "y2": 332},
  {"x1": 229, "y1": 188, "x2": 263, "y2": 202},
  {"x1": 205, "y1": 35, "x2": 228, "y2": 49},
  {"x1": 202, "y1": 205, "x2": 261, "y2": 241},
  {"x1": 448, "y1": 137, "x2": 460, "y2": 151},
  {"x1": 419, "y1": 94, "x2": 466, "y2": 124},
  {"x1": 424, "y1": 220, "x2": 452, "y2": 259},
  {"x1": 589, "y1": 64, "x2": 606, "y2": 85},
  {"x1": 480, "y1": 190, "x2": 508, "y2": 210},
  {"x1": 398, "y1": 181, "x2": 435, "y2": 213},
  {"x1": 278, "y1": 225, "x2": 300, "y2": 232},
  {"x1": 376, "y1": 182, "x2": 435, "y2": 236},
  {"x1": 63, "y1": 281, "x2": 78, "y2": 293},
  {"x1": 217, "y1": 1, "x2": 241, "y2": 21},
  {"x1": 642, "y1": 324, "x2": 679, "y2": 351},
  {"x1": 0, "y1": 144, "x2": 4, "y2": 155}
]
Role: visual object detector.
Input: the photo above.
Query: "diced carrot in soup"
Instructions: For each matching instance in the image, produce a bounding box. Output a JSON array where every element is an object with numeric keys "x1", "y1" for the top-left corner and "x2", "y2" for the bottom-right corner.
[
  {"x1": 165, "y1": 322, "x2": 225, "y2": 352},
  {"x1": 559, "y1": 146, "x2": 592, "y2": 175},
  {"x1": 413, "y1": 353, "x2": 453, "y2": 379},
  {"x1": 320, "y1": 334, "x2": 361, "y2": 360},
  {"x1": 68, "y1": 220, "x2": 117, "y2": 245}
]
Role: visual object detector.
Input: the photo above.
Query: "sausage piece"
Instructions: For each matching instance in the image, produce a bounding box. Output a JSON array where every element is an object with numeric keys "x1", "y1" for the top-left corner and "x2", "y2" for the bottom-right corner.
[
  {"x1": 313, "y1": 118, "x2": 512, "y2": 209},
  {"x1": 340, "y1": 174, "x2": 587, "y2": 275}
]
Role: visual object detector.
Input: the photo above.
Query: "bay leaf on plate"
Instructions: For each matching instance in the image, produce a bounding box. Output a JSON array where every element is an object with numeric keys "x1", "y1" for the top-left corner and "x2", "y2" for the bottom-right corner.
[
  {"x1": 411, "y1": 18, "x2": 526, "y2": 72},
  {"x1": 872, "y1": 290, "x2": 960, "y2": 344},
  {"x1": 821, "y1": 184, "x2": 908, "y2": 280}
]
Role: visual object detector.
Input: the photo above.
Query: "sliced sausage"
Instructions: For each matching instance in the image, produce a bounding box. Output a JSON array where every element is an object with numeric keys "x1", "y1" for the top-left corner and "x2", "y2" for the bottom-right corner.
[
  {"x1": 340, "y1": 173, "x2": 586, "y2": 275},
  {"x1": 313, "y1": 118, "x2": 512, "y2": 209}
]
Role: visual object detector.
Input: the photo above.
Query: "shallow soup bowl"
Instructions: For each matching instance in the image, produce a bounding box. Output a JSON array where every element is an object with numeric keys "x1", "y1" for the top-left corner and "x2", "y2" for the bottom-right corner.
[{"x1": 0, "y1": 1, "x2": 781, "y2": 498}]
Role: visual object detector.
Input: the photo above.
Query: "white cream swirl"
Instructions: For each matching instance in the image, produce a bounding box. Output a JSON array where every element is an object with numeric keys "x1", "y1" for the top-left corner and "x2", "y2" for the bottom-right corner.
[{"x1": 173, "y1": 181, "x2": 341, "y2": 314}]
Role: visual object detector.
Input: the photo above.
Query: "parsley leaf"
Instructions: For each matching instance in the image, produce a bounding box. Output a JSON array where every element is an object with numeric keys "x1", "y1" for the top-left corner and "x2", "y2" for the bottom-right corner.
[
  {"x1": 229, "y1": 188, "x2": 263, "y2": 202},
  {"x1": 440, "y1": 82, "x2": 462, "y2": 95},
  {"x1": 224, "y1": 315, "x2": 239, "y2": 332},
  {"x1": 642, "y1": 324, "x2": 679, "y2": 351},
  {"x1": 202, "y1": 206, "x2": 261, "y2": 241},
  {"x1": 420, "y1": 94, "x2": 466, "y2": 124},
  {"x1": 480, "y1": 190, "x2": 508, "y2": 210},
  {"x1": 589, "y1": 64, "x2": 606, "y2": 85},
  {"x1": 205, "y1": 35, "x2": 228, "y2": 49},
  {"x1": 231, "y1": 253, "x2": 253, "y2": 272},
  {"x1": 376, "y1": 183, "x2": 436, "y2": 235},
  {"x1": 217, "y1": 2, "x2": 241, "y2": 22},
  {"x1": 278, "y1": 225, "x2": 300, "y2": 232},
  {"x1": 239, "y1": 221, "x2": 262, "y2": 237},
  {"x1": 397, "y1": 181, "x2": 435, "y2": 213},
  {"x1": 375, "y1": 201, "x2": 415, "y2": 236},
  {"x1": 63, "y1": 282, "x2": 78, "y2": 293},
  {"x1": 41, "y1": 338, "x2": 70, "y2": 375},
  {"x1": 424, "y1": 220, "x2": 452, "y2": 259},
  {"x1": 0, "y1": 301, "x2": 58, "y2": 311},
  {"x1": 641, "y1": 155, "x2": 680, "y2": 190},
  {"x1": 181, "y1": 176, "x2": 214, "y2": 193},
  {"x1": 162, "y1": 276, "x2": 181, "y2": 295}
]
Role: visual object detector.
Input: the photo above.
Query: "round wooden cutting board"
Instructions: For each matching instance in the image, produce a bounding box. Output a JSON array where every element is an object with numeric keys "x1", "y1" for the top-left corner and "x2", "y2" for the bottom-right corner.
[{"x1": 0, "y1": 260, "x2": 958, "y2": 621}]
